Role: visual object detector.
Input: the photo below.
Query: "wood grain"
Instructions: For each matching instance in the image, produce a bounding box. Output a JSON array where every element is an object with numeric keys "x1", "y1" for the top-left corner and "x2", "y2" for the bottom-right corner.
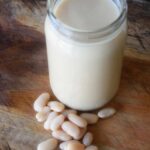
[
  {"x1": 0, "y1": 106, "x2": 51, "y2": 150},
  {"x1": 0, "y1": 0, "x2": 150, "y2": 150}
]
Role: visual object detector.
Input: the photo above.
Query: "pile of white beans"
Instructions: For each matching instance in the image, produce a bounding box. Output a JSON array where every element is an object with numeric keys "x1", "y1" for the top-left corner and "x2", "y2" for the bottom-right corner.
[{"x1": 33, "y1": 92, "x2": 116, "y2": 150}]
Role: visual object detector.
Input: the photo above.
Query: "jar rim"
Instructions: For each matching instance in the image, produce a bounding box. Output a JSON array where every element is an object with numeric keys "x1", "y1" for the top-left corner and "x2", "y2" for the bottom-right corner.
[{"x1": 47, "y1": 0, "x2": 128, "y2": 41}]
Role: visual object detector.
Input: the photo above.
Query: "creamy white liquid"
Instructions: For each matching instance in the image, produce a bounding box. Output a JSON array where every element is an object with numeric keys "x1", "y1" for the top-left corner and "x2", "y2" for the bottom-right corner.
[
  {"x1": 45, "y1": 0, "x2": 127, "y2": 110},
  {"x1": 55, "y1": 0, "x2": 119, "y2": 31}
]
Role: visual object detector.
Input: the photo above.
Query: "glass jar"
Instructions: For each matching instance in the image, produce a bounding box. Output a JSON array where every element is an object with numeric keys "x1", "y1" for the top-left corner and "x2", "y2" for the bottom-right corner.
[{"x1": 45, "y1": 0, "x2": 127, "y2": 111}]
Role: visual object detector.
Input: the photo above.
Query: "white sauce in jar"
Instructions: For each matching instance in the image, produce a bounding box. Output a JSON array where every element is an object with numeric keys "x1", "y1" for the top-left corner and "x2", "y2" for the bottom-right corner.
[{"x1": 45, "y1": 0, "x2": 127, "y2": 110}]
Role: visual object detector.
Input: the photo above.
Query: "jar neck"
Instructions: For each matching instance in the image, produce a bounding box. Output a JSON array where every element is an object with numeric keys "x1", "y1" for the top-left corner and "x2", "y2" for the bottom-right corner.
[{"x1": 47, "y1": 0, "x2": 128, "y2": 42}]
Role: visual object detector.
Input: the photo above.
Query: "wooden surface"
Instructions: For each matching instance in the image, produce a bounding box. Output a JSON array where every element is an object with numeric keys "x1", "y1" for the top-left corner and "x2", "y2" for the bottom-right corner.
[{"x1": 0, "y1": 0, "x2": 150, "y2": 150}]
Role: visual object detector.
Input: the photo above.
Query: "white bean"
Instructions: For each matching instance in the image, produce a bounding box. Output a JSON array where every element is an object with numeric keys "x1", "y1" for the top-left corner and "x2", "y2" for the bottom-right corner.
[
  {"x1": 59, "y1": 141, "x2": 68, "y2": 149},
  {"x1": 98, "y1": 107, "x2": 116, "y2": 119},
  {"x1": 44, "y1": 112, "x2": 58, "y2": 130},
  {"x1": 37, "y1": 138, "x2": 58, "y2": 150},
  {"x1": 82, "y1": 132, "x2": 93, "y2": 146},
  {"x1": 52, "y1": 130, "x2": 72, "y2": 141},
  {"x1": 60, "y1": 140, "x2": 85, "y2": 150},
  {"x1": 62, "y1": 109, "x2": 77, "y2": 118},
  {"x1": 59, "y1": 141, "x2": 69, "y2": 149},
  {"x1": 68, "y1": 114, "x2": 87, "y2": 128},
  {"x1": 65, "y1": 141, "x2": 85, "y2": 150},
  {"x1": 49, "y1": 101, "x2": 65, "y2": 112},
  {"x1": 33, "y1": 92, "x2": 50, "y2": 112},
  {"x1": 36, "y1": 111, "x2": 49, "y2": 122},
  {"x1": 74, "y1": 127, "x2": 87, "y2": 140},
  {"x1": 62, "y1": 121, "x2": 80, "y2": 139},
  {"x1": 85, "y1": 145, "x2": 98, "y2": 150},
  {"x1": 50, "y1": 114, "x2": 65, "y2": 131},
  {"x1": 42, "y1": 106, "x2": 51, "y2": 113},
  {"x1": 80, "y1": 113, "x2": 98, "y2": 124}
]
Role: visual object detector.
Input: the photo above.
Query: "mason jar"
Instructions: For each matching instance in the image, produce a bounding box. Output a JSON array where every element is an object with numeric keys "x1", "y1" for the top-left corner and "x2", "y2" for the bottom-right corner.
[{"x1": 45, "y1": 0, "x2": 127, "y2": 111}]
